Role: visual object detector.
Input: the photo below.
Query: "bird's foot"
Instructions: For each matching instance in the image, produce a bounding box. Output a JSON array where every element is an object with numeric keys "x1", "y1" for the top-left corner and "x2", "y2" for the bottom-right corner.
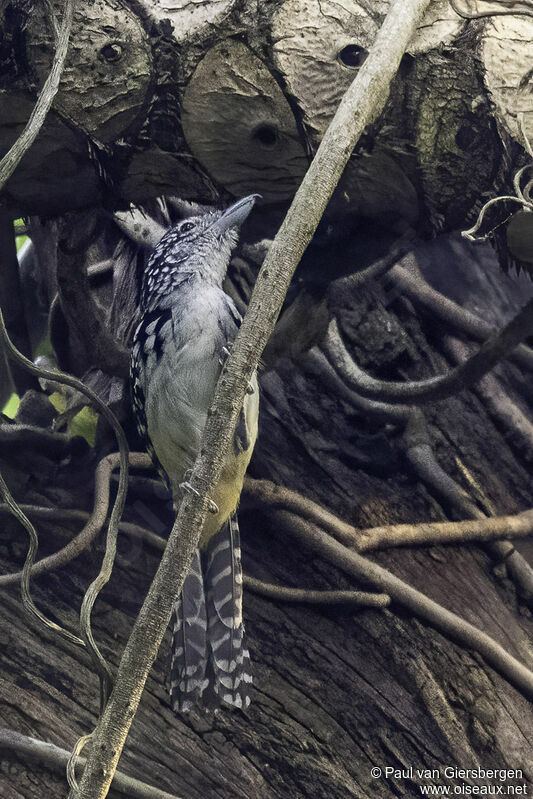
[
  {"x1": 179, "y1": 480, "x2": 200, "y2": 497},
  {"x1": 219, "y1": 345, "x2": 232, "y2": 367},
  {"x1": 179, "y1": 480, "x2": 219, "y2": 514}
]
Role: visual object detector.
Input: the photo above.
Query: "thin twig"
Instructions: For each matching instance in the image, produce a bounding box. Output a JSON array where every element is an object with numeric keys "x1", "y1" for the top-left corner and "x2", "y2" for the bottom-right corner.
[
  {"x1": 0, "y1": 0, "x2": 74, "y2": 189},
  {"x1": 304, "y1": 348, "x2": 411, "y2": 422},
  {"x1": 461, "y1": 116, "x2": 533, "y2": 243},
  {"x1": 450, "y1": 0, "x2": 533, "y2": 20},
  {"x1": 0, "y1": 728, "x2": 183, "y2": 799},
  {"x1": 0, "y1": 469, "x2": 83, "y2": 645},
  {"x1": 0, "y1": 309, "x2": 129, "y2": 705},
  {"x1": 242, "y1": 477, "x2": 533, "y2": 552},
  {"x1": 70, "y1": 4, "x2": 434, "y2": 797},
  {"x1": 324, "y1": 299, "x2": 533, "y2": 404},
  {"x1": 462, "y1": 197, "x2": 528, "y2": 242},
  {"x1": 388, "y1": 262, "x2": 533, "y2": 373},
  {"x1": 276, "y1": 509, "x2": 533, "y2": 701},
  {"x1": 0, "y1": 454, "x2": 150, "y2": 589},
  {"x1": 244, "y1": 575, "x2": 390, "y2": 607},
  {"x1": 444, "y1": 336, "x2": 533, "y2": 460}
]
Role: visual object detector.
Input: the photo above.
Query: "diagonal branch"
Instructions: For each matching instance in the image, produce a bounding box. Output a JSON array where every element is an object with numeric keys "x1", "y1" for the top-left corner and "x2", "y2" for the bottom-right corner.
[{"x1": 69, "y1": 2, "x2": 434, "y2": 797}]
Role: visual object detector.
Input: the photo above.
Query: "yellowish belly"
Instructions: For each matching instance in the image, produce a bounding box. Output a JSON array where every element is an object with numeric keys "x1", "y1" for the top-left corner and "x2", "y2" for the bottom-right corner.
[{"x1": 199, "y1": 446, "x2": 254, "y2": 546}]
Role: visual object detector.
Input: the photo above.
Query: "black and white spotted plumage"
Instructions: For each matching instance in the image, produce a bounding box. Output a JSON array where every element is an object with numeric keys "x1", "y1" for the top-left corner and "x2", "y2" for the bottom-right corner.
[
  {"x1": 169, "y1": 548, "x2": 209, "y2": 711},
  {"x1": 131, "y1": 308, "x2": 174, "y2": 489},
  {"x1": 205, "y1": 514, "x2": 251, "y2": 709},
  {"x1": 130, "y1": 195, "x2": 260, "y2": 713}
]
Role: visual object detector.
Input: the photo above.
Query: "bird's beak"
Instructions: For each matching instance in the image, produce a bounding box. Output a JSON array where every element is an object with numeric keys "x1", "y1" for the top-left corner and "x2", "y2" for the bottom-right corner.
[{"x1": 215, "y1": 194, "x2": 261, "y2": 234}]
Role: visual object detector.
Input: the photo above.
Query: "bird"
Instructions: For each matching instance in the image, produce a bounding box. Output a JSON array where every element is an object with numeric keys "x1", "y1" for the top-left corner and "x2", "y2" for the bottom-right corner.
[{"x1": 130, "y1": 194, "x2": 260, "y2": 712}]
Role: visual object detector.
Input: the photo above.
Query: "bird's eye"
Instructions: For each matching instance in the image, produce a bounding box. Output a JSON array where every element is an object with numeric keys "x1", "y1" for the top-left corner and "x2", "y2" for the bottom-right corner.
[{"x1": 180, "y1": 221, "x2": 195, "y2": 233}]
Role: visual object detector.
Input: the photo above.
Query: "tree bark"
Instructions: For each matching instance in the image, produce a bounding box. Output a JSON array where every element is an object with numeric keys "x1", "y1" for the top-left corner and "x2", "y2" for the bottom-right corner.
[
  {"x1": 2, "y1": 232, "x2": 533, "y2": 797},
  {"x1": 2, "y1": 1, "x2": 533, "y2": 797},
  {"x1": 0, "y1": 0, "x2": 531, "y2": 253}
]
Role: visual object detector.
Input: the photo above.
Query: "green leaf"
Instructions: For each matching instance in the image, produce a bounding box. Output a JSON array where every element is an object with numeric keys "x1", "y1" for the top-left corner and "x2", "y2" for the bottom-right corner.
[
  {"x1": 48, "y1": 393, "x2": 97, "y2": 446},
  {"x1": 69, "y1": 405, "x2": 98, "y2": 447},
  {"x1": 14, "y1": 218, "x2": 27, "y2": 252},
  {"x1": 2, "y1": 393, "x2": 20, "y2": 419}
]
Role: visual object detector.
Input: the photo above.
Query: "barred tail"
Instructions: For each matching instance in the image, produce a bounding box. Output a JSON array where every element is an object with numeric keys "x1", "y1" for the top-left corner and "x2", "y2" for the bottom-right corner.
[
  {"x1": 169, "y1": 548, "x2": 208, "y2": 713},
  {"x1": 205, "y1": 514, "x2": 252, "y2": 710}
]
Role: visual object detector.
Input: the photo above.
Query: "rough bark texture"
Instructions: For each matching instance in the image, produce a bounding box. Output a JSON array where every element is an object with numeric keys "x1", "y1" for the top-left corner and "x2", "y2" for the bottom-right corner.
[
  {"x1": 2, "y1": 233, "x2": 533, "y2": 798},
  {"x1": 2, "y1": 1, "x2": 533, "y2": 797},
  {"x1": 0, "y1": 0, "x2": 531, "y2": 251}
]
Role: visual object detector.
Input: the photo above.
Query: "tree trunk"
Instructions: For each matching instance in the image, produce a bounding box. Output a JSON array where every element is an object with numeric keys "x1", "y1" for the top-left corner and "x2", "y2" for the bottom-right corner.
[
  {"x1": 2, "y1": 1, "x2": 533, "y2": 797},
  {"x1": 2, "y1": 231, "x2": 533, "y2": 797},
  {"x1": 1, "y1": 1, "x2": 531, "y2": 250}
]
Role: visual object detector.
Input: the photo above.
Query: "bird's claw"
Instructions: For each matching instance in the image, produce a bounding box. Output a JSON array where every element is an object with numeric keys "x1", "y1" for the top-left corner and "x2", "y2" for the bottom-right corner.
[
  {"x1": 179, "y1": 480, "x2": 218, "y2": 514},
  {"x1": 179, "y1": 480, "x2": 200, "y2": 497},
  {"x1": 219, "y1": 345, "x2": 232, "y2": 366}
]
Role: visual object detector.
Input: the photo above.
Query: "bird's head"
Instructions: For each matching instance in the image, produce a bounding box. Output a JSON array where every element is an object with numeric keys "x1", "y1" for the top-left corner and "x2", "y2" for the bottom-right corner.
[{"x1": 141, "y1": 194, "x2": 260, "y2": 309}]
